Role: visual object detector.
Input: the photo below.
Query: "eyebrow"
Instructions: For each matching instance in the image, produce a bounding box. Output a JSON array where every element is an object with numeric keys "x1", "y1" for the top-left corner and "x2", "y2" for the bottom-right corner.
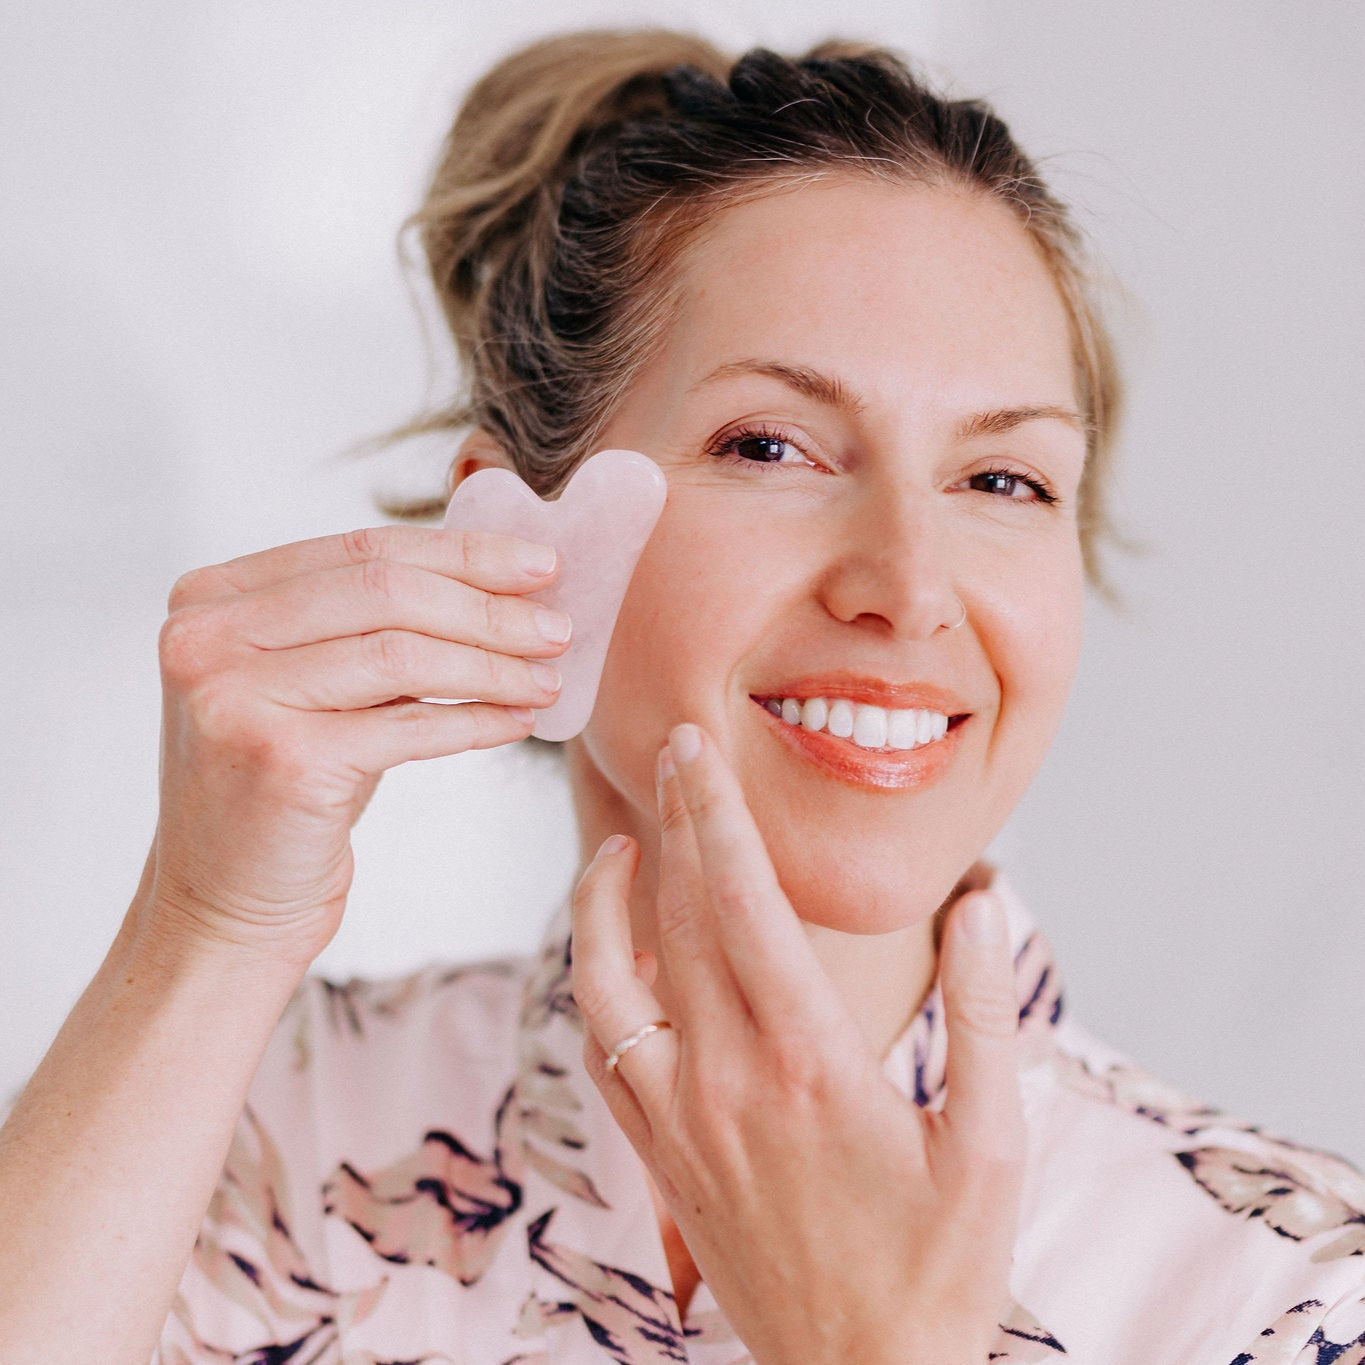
[{"x1": 686, "y1": 358, "x2": 1093, "y2": 441}]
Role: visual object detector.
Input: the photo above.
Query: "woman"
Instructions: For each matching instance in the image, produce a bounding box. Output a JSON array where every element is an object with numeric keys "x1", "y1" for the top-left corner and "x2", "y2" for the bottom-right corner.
[{"x1": 1, "y1": 26, "x2": 1361, "y2": 1365}]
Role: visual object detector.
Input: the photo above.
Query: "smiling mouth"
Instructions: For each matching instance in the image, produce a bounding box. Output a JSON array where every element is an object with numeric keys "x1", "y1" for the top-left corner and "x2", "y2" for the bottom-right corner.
[
  {"x1": 749, "y1": 694, "x2": 969, "y2": 791},
  {"x1": 752, "y1": 693, "x2": 968, "y2": 753}
]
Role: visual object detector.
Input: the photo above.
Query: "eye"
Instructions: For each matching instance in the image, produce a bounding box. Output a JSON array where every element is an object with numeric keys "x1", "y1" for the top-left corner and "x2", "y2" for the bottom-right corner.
[
  {"x1": 967, "y1": 466, "x2": 1059, "y2": 505},
  {"x1": 703, "y1": 423, "x2": 815, "y2": 469}
]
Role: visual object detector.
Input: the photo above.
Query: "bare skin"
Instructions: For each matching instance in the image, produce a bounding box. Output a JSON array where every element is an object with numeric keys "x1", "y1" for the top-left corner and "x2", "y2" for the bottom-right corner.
[
  {"x1": 0, "y1": 175, "x2": 1085, "y2": 1363},
  {"x1": 454, "y1": 176, "x2": 1087, "y2": 1331},
  {"x1": 0, "y1": 526, "x2": 569, "y2": 1360},
  {"x1": 571, "y1": 729, "x2": 1024, "y2": 1361}
]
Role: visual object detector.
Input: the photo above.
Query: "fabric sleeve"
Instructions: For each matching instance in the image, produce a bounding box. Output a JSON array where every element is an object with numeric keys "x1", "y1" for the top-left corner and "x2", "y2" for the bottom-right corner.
[{"x1": 1225, "y1": 1281, "x2": 1365, "y2": 1364}]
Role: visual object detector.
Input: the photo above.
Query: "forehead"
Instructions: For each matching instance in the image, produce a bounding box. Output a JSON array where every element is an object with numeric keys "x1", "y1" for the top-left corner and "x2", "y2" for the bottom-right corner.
[{"x1": 656, "y1": 175, "x2": 1077, "y2": 414}]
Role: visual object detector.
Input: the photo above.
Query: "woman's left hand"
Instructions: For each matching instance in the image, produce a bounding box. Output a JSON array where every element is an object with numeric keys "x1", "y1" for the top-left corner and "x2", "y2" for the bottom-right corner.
[{"x1": 570, "y1": 721, "x2": 1027, "y2": 1365}]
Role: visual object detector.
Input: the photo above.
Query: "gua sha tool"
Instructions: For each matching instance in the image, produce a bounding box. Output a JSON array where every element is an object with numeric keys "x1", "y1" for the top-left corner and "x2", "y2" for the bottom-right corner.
[{"x1": 443, "y1": 448, "x2": 667, "y2": 741}]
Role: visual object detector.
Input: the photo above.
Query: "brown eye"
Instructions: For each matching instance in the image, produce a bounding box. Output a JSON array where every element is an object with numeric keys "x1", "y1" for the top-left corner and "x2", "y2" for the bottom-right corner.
[
  {"x1": 968, "y1": 468, "x2": 1058, "y2": 504},
  {"x1": 734, "y1": 434, "x2": 792, "y2": 463},
  {"x1": 704, "y1": 423, "x2": 813, "y2": 468}
]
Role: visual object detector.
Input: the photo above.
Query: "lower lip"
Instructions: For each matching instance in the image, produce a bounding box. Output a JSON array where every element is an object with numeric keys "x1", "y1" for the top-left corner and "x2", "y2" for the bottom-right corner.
[{"x1": 751, "y1": 698, "x2": 968, "y2": 791}]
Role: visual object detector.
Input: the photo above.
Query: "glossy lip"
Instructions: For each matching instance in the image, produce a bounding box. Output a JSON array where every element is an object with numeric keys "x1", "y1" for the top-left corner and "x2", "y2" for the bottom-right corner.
[
  {"x1": 751, "y1": 695, "x2": 970, "y2": 792},
  {"x1": 749, "y1": 672, "x2": 972, "y2": 716}
]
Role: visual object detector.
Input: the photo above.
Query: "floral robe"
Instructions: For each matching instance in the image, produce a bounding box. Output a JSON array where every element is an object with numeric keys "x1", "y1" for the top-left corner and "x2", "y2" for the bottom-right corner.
[{"x1": 152, "y1": 866, "x2": 1365, "y2": 1363}]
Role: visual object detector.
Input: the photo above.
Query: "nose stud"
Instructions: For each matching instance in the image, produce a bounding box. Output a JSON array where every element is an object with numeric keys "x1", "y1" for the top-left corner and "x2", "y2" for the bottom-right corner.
[{"x1": 944, "y1": 597, "x2": 967, "y2": 630}]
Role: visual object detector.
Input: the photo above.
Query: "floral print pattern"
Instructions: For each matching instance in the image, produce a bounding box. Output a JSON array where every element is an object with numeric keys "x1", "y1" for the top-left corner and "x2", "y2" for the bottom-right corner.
[
  {"x1": 1227, "y1": 1292, "x2": 1365, "y2": 1363},
  {"x1": 155, "y1": 1107, "x2": 403, "y2": 1363},
  {"x1": 155, "y1": 867, "x2": 1363, "y2": 1363}
]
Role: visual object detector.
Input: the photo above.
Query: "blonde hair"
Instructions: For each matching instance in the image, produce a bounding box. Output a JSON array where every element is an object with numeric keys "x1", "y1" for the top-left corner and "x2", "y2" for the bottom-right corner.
[{"x1": 384, "y1": 26, "x2": 1128, "y2": 599}]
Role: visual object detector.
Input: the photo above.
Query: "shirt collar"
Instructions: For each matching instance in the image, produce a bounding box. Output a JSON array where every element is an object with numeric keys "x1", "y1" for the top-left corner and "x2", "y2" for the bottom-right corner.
[{"x1": 520, "y1": 859, "x2": 1066, "y2": 1113}]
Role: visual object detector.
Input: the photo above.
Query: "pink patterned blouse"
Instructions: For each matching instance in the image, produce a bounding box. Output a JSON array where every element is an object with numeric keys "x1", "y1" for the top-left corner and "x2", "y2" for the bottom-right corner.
[{"x1": 152, "y1": 866, "x2": 1365, "y2": 1363}]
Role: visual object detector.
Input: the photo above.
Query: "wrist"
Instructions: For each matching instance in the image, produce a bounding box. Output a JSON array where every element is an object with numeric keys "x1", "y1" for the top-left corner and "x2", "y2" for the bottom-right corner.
[{"x1": 120, "y1": 891, "x2": 318, "y2": 996}]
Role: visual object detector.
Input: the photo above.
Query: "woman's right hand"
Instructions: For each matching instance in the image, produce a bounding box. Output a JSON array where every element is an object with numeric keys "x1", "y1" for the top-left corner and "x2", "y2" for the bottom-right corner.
[{"x1": 141, "y1": 524, "x2": 569, "y2": 967}]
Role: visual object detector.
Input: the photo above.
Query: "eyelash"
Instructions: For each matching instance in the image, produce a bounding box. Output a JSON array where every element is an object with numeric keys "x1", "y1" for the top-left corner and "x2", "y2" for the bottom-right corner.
[{"x1": 703, "y1": 423, "x2": 1061, "y2": 506}]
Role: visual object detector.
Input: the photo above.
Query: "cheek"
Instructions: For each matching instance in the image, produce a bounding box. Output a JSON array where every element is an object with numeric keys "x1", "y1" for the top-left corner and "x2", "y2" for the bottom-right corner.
[
  {"x1": 991, "y1": 541, "x2": 1085, "y2": 747},
  {"x1": 579, "y1": 497, "x2": 763, "y2": 779},
  {"x1": 598, "y1": 493, "x2": 777, "y2": 687}
]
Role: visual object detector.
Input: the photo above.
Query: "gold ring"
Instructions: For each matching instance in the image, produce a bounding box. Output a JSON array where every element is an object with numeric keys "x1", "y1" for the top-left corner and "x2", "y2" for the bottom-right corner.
[{"x1": 604, "y1": 1019, "x2": 674, "y2": 1073}]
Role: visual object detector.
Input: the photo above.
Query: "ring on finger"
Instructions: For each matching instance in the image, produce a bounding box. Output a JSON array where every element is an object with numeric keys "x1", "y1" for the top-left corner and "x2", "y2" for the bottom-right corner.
[{"x1": 604, "y1": 1019, "x2": 675, "y2": 1073}]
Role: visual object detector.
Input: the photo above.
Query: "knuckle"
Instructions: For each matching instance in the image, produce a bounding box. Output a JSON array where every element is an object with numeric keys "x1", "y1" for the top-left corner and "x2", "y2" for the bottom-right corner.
[
  {"x1": 685, "y1": 783, "x2": 724, "y2": 827},
  {"x1": 653, "y1": 892, "x2": 699, "y2": 950},
  {"x1": 709, "y1": 879, "x2": 755, "y2": 925},
  {"x1": 768, "y1": 1034, "x2": 825, "y2": 1099},
  {"x1": 478, "y1": 589, "x2": 502, "y2": 644},
  {"x1": 358, "y1": 554, "x2": 400, "y2": 606},
  {"x1": 569, "y1": 968, "x2": 612, "y2": 1024},
  {"x1": 387, "y1": 699, "x2": 439, "y2": 745},
  {"x1": 656, "y1": 801, "x2": 691, "y2": 838},
  {"x1": 166, "y1": 565, "x2": 216, "y2": 612},
  {"x1": 188, "y1": 685, "x2": 310, "y2": 781},
  {"x1": 183, "y1": 677, "x2": 247, "y2": 748},
  {"x1": 341, "y1": 525, "x2": 387, "y2": 566},
  {"x1": 955, "y1": 989, "x2": 1020, "y2": 1041},
  {"x1": 367, "y1": 629, "x2": 417, "y2": 684},
  {"x1": 452, "y1": 531, "x2": 480, "y2": 583},
  {"x1": 158, "y1": 607, "x2": 214, "y2": 684},
  {"x1": 481, "y1": 647, "x2": 520, "y2": 695}
]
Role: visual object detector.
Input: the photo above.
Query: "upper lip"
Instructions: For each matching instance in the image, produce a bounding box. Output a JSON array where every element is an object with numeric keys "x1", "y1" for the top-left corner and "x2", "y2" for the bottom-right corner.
[{"x1": 750, "y1": 673, "x2": 973, "y2": 715}]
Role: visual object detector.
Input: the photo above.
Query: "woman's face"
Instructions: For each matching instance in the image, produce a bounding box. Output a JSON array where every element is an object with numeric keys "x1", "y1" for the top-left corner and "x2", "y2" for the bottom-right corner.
[{"x1": 570, "y1": 175, "x2": 1088, "y2": 934}]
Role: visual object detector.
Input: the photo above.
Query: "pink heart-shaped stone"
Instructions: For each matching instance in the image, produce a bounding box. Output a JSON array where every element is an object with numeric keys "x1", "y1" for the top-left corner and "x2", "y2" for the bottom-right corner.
[{"x1": 443, "y1": 449, "x2": 667, "y2": 741}]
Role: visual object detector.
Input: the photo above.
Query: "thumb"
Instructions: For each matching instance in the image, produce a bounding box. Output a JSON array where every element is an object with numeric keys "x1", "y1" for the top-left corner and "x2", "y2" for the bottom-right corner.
[{"x1": 937, "y1": 890, "x2": 1026, "y2": 1164}]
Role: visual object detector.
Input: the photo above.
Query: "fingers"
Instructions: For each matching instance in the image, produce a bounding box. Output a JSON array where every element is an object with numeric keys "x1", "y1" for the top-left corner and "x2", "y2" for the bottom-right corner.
[
  {"x1": 241, "y1": 631, "x2": 563, "y2": 712},
  {"x1": 652, "y1": 743, "x2": 737, "y2": 1029},
  {"x1": 220, "y1": 559, "x2": 572, "y2": 658},
  {"x1": 323, "y1": 700, "x2": 537, "y2": 773},
  {"x1": 167, "y1": 524, "x2": 558, "y2": 611},
  {"x1": 937, "y1": 891, "x2": 1026, "y2": 1164},
  {"x1": 571, "y1": 836, "x2": 677, "y2": 1119},
  {"x1": 663, "y1": 723, "x2": 840, "y2": 1036}
]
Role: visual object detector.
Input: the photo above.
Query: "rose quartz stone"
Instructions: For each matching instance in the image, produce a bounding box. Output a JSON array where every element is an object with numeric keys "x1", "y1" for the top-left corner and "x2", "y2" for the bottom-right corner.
[{"x1": 443, "y1": 449, "x2": 667, "y2": 741}]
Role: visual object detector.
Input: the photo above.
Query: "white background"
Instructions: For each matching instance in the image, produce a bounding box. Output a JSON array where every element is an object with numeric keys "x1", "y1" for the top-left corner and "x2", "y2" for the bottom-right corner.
[{"x1": 2, "y1": 1, "x2": 1362, "y2": 1164}]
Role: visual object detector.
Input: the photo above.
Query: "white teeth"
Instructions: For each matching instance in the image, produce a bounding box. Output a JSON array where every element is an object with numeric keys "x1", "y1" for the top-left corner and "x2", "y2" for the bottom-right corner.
[
  {"x1": 826, "y1": 698, "x2": 855, "y2": 739},
  {"x1": 852, "y1": 704, "x2": 888, "y2": 749},
  {"x1": 886, "y1": 708, "x2": 920, "y2": 749},
  {"x1": 762, "y1": 695, "x2": 953, "y2": 752}
]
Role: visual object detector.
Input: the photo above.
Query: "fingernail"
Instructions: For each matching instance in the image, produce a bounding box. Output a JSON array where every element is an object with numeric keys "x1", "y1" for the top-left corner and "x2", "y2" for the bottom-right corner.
[
  {"x1": 595, "y1": 834, "x2": 630, "y2": 860},
  {"x1": 517, "y1": 541, "x2": 557, "y2": 576},
  {"x1": 670, "y1": 723, "x2": 702, "y2": 764},
  {"x1": 529, "y1": 661, "x2": 562, "y2": 692},
  {"x1": 534, "y1": 605, "x2": 572, "y2": 643},
  {"x1": 656, "y1": 744, "x2": 677, "y2": 784},
  {"x1": 962, "y1": 893, "x2": 1005, "y2": 945}
]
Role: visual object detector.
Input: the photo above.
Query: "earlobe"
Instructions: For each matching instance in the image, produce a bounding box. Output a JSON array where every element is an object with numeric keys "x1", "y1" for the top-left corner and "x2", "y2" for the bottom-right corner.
[{"x1": 449, "y1": 429, "x2": 514, "y2": 495}]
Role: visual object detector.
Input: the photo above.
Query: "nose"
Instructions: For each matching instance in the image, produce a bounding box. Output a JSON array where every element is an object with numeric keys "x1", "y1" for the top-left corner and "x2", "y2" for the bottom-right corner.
[{"x1": 813, "y1": 477, "x2": 962, "y2": 640}]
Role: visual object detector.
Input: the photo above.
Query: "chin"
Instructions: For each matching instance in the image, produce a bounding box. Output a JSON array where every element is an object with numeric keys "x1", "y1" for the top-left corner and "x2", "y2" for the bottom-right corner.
[{"x1": 769, "y1": 838, "x2": 985, "y2": 936}]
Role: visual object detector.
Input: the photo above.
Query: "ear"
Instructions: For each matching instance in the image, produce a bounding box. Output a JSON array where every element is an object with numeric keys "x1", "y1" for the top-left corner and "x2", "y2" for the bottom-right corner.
[{"x1": 448, "y1": 428, "x2": 515, "y2": 496}]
